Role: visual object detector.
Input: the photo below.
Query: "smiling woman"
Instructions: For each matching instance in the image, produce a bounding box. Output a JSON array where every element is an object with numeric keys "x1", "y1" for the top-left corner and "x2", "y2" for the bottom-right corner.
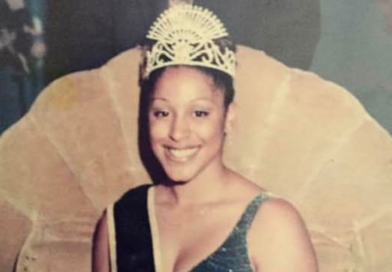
[
  {"x1": 92, "y1": 4, "x2": 318, "y2": 272},
  {"x1": 146, "y1": 66, "x2": 234, "y2": 183}
]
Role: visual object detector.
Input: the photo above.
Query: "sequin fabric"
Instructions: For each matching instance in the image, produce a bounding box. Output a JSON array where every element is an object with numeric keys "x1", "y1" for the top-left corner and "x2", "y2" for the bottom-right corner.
[{"x1": 189, "y1": 193, "x2": 270, "y2": 272}]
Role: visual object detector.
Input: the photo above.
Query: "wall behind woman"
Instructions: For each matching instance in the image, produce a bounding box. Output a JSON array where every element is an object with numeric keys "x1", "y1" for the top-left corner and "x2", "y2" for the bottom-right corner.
[
  {"x1": 310, "y1": 0, "x2": 392, "y2": 136},
  {"x1": 43, "y1": 0, "x2": 321, "y2": 81}
]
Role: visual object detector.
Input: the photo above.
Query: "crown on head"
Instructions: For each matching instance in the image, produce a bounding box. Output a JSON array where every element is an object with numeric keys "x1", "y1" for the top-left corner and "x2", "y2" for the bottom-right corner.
[{"x1": 143, "y1": 4, "x2": 236, "y2": 78}]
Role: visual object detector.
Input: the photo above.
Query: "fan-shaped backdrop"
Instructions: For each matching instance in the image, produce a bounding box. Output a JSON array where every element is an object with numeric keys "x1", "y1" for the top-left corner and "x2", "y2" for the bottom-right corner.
[{"x1": 1, "y1": 46, "x2": 391, "y2": 272}]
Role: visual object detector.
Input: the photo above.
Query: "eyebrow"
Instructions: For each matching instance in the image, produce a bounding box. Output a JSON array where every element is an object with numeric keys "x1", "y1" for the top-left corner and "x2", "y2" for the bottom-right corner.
[
  {"x1": 192, "y1": 97, "x2": 214, "y2": 102},
  {"x1": 150, "y1": 97, "x2": 167, "y2": 102},
  {"x1": 150, "y1": 97, "x2": 213, "y2": 102}
]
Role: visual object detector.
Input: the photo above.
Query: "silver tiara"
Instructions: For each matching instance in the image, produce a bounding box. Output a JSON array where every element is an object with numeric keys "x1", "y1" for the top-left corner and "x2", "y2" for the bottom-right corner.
[{"x1": 143, "y1": 4, "x2": 236, "y2": 78}]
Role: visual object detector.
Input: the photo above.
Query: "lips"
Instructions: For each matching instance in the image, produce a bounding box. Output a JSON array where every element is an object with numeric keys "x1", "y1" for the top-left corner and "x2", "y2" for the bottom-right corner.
[{"x1": 165, "y1": 146, "x2": 200, "y2": 162}]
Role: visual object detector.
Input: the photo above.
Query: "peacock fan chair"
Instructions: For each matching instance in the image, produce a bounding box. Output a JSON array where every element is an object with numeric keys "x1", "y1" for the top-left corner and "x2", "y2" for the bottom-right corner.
[{"x1": 1, "y1": 46, "x2": 392, "y2": 272}]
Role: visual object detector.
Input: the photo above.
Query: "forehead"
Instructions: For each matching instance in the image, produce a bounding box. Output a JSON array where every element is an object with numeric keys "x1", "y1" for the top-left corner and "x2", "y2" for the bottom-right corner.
[{"x1": 151, "y1": 67, "x2": 223, "y2": 103}]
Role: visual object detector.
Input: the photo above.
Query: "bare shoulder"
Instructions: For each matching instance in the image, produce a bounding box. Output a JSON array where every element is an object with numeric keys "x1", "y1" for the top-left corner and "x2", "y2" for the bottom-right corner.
[
  {"x1": 248, "y1": 196, "x2": 318, "y2": 272},
  {"x1": 94, "y1": 211, "x2": 109, "y2": 244},
  {"x1": 249, "y1": 197, "x2": 309, "y2": 244},
  {"x1": 92, "y1": 211, "x2": 110, "y2": 272},
  {"x1": 254, "y1": 197, "x2": 304, "y2": 227}
]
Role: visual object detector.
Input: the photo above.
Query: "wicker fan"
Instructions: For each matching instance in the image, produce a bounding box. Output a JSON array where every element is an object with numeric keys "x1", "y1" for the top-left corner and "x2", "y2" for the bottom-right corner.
[{"x1": 1, "y1": 46, "x2": 392, "y2": 272}]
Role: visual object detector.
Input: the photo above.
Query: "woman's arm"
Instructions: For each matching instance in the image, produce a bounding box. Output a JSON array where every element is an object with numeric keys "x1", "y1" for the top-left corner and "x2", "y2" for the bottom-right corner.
[
  {"x1": 92, "y1": 211, "x2": 110, "y2": 272},
  {"x1": 249, "y1": 198, "x2": 318, "y2": 272}
]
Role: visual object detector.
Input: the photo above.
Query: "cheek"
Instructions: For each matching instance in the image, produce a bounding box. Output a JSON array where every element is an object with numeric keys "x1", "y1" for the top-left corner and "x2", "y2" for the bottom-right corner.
[
  {"x1": 197, "y1": 117, "x2": 226, "y2": 142},
  {"x1": 149, "y1": 120, "x2": 168, "y2": 145}
]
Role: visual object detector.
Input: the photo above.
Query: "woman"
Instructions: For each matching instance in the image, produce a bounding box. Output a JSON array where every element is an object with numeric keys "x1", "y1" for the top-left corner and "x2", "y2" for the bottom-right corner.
[{"x1": 93, "y1": 4, "x2": 318, "y2": 272}]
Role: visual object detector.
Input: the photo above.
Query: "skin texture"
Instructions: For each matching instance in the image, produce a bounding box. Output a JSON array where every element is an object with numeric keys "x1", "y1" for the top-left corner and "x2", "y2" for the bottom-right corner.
[
  {"x1": 148, "y1": 67, "x2": 233, "y2": 184},
  {"x1": 92, "y1": 67, "x2": 318, "y2": 272},
  {"x1": 92, "y1": 212, "x2": 110, "y2": 272}
]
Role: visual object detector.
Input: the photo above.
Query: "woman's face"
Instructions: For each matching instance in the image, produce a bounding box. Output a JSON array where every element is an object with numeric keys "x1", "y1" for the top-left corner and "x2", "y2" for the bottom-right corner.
[{"x1": 148, "y1": 66, "x2": 234, "y2": 182}]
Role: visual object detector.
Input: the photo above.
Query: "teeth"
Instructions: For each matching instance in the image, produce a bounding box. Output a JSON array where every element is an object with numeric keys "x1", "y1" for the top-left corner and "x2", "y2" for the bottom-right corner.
[{"x1": 168, "y1": 147, "x2": 198, "y2": 159}]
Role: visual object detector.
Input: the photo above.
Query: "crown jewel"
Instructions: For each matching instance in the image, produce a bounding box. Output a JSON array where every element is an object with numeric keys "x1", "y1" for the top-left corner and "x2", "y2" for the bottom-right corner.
[{"x1": 144, "y1": 4, "x2": 236, "y2": 78}]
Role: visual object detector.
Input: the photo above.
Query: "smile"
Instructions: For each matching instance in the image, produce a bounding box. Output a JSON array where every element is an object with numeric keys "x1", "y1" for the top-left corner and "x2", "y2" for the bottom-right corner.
[{"x1": 166, "y1": 147, "x2": 200, "y2": 162}]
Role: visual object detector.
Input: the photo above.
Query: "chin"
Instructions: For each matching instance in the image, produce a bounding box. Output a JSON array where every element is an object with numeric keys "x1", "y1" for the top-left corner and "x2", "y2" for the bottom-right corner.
[
  {"x1": 163, "y1": 166, "x2": 199, "y2": 183},
  {"x1": 152, "y1": 144, "x2": 223, "y2": 184}
]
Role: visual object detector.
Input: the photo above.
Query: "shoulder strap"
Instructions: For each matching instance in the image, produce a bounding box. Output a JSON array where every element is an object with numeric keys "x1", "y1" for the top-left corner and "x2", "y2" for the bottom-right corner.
[
  {"x1": 212, "y1": 193, "x2": 271, "y2": 249},
  {"x1": 190, "y1": 193, "x2": 271, "y2": 272},
  {"x1": 113, "y1": 184, "x2": 155, "y2": 272},
  {"x1": 235, "y1": 193, "x2": 271, "y2": 235}
]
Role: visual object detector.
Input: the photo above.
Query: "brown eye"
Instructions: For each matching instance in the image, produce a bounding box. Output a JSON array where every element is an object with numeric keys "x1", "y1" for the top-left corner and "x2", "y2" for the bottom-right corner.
[
  {"x1": 194, "y1": 110, "x2": 209, "y2": 117},
  {"x1": 153, "y1": 110, "x2": 170, "y2": 118}
]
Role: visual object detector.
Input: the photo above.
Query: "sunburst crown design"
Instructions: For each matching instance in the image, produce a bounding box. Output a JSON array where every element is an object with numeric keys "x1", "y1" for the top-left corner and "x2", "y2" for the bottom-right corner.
[{"x1": 143, "y1": 4, "x2": 236, "y2": 78}]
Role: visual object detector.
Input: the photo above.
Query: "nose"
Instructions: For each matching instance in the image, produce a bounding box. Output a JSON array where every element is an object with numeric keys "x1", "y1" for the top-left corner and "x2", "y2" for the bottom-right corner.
[{"x1": 169, "y1": 114, "x2": 190, "y2": 142}]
